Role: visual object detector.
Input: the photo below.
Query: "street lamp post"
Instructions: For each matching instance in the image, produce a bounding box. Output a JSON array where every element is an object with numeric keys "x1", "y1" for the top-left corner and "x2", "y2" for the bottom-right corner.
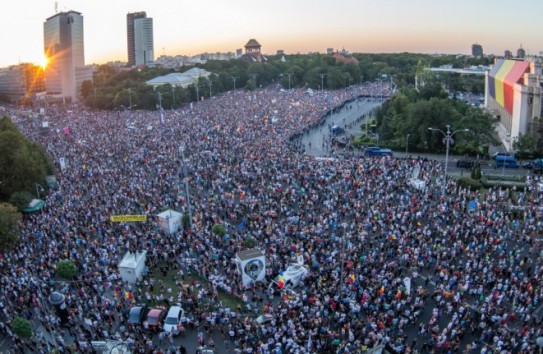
[
  {"x1": 172, "y1": 86, "x2": 175, "y2": 110},
  {"x1": 207, "y1": 78, "x2": 213, "y2": 98},
  {"x1": 536, "y1": 336, "x2": 543, "y2": 354},
  {"x1": 226, "y1": 73, "x2": 239, "y2": 91},
  {"x1": 35, "y1": 183, "x2": 44, "y2": 199},
  {"x1": 251, "y1": 74, "x2": 258, "y2": 89},
  {"x1": 128, "y1": 87, "x2": 132, "y2": 108},
  {"x1": 406, "y1": 134, "x2": 410, "y2": 155},
  {"x1": 285, "y1": 72, "x2": 293, "y2": 91},
  {"x1": 179, "y1": 146, "x2": 193, "y2": 230},
  {"x1": 428, "y1": 125, "x2": 470, "y2": 194},
  {"x1": 319, "y1": 73, "x2": 326, "y2": 93}
]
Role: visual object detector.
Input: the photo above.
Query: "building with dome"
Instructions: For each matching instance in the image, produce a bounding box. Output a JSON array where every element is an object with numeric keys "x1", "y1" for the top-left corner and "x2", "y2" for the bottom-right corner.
[{"x1": 240, "y1": 39, "x2": 267, "y2": 62}]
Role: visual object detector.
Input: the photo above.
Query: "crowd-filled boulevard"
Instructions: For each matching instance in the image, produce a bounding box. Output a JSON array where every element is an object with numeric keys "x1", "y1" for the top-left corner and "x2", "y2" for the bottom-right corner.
[{"x1": 1, "y1": 83, "x2": 543, "y2": 354}]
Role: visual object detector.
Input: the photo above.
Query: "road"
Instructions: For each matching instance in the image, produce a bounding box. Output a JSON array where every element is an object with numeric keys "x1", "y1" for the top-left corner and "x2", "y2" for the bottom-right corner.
[{"x1": 300, "y1": 98, "x2": 532, "y2": 178}]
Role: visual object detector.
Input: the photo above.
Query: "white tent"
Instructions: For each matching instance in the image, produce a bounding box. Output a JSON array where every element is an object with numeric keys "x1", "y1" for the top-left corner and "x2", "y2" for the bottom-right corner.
[
  {"x1": 157, "y1": 209, "x2": 183, "y2": 234},
  {"x1": 235, "y1": 249, "x2": 266, "y2": 287},
  {"x1": 118, "y1": 251, "x2": 147, "y2": 284}
]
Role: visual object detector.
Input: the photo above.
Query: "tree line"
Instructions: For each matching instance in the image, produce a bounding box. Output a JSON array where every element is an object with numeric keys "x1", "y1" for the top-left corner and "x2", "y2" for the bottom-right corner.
[
  {"x1": 80, "y1": 53, "x2": 491, "y2": 111},
  {"x1": 374, "y1": 76, "x2": 500, "y2": 155},
  {"x1": 0, "y1": 116, "x2": 54, "y2": 249}
]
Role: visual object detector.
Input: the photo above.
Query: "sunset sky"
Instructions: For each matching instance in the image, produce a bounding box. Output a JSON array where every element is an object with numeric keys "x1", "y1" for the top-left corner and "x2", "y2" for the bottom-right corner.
[{"x1": 2, "y1": 0, "x2": 542, "y2": 67}]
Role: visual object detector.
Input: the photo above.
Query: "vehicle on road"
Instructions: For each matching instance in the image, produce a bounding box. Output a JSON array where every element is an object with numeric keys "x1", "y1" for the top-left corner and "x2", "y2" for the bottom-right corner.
[
  {"x1": 524, "y1": 159, "x2": 543, "y2": 174},
  {"x1": 127, "y1": 306, "x2": 149, "y2": 327},
  {"x1": 456, "y1": 160, "x2": 480, "y2": 169},
  {"x1": 331, "y1": 125, "x2": 345, "y2": 135},
  {"x1": 163, "y1": 306, "x2": 185, "y2": 334},
  {"x1": 366, "y1": 148, "x2": 393, "y2": 157},
  {"x1": 146, "y1": 307, "x2": 167, "y2": 332},
  {"x1": 494, "y1": 155, "x2": 519, "y2": 169}
]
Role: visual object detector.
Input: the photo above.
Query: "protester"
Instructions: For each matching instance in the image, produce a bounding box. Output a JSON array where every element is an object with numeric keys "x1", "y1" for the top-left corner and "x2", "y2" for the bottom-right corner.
[{"x1": 0, "y1": 82, "x2": 541, "y2": 353}]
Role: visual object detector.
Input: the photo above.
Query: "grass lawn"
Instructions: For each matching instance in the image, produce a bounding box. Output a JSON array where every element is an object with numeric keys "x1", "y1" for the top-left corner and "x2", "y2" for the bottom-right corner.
[{"x1": 137, "y1": 261, "x2": 243, "y2": 311}]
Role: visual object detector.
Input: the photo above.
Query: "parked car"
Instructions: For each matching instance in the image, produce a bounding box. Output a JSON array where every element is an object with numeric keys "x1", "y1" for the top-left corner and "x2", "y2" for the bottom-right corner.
[
  {"x1": 494, "y1": 155, "x2": 519, "y2": 169},
  {"x1": 146, "y1": 307, "x2": 167, "y2": 332},
  {"x1": 366, "y1": 148, "x2": 393, "y2": 157},
  {"x1": 163, "y1": 306, "x2": 185, "y2": 334},
  {"x1": 127, "y1": 306, "x2": 149, "y2": 327}
]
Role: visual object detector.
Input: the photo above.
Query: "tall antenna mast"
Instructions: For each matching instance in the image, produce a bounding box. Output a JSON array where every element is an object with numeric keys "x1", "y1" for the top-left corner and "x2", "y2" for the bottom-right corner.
[{"x1": 55, "y1": 2, "x2": 58, "y2": 13}]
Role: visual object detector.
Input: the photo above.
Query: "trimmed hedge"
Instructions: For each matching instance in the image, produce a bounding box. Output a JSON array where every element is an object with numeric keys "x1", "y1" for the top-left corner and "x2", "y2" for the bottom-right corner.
[{"x1": 456, "y1": 177, "x2": 482, "y2": 191}]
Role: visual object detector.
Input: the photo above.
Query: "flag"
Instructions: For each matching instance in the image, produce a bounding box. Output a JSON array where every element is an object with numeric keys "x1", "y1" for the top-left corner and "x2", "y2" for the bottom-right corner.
[
  {"x1": 378, "y1": 286, "x2": 385, "y2": 296},
  {"x1": 277, "y1": 274, "x2": 285, "y2": 289},
  {"x1": 349, "y1": 274, "x2": 355, "y2": 284},
  {"x1": 396, "y1": 290, "x2": 402, "y2": 300}
]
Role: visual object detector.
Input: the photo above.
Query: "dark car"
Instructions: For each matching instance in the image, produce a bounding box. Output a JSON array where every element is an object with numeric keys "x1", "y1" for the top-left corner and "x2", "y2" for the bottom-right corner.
[
  {"x1": 127, "y1": 306, "x2": 149, "y2": 326},
  {"x1": 146, "y1": 307, "x2": 167, "y2": 332},
  {"x1": 456, "y1": 160, "x2": 479, "y2": 169}
]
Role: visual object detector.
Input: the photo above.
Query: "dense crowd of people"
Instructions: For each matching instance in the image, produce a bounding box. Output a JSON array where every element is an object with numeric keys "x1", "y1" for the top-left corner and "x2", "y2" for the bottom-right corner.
[{"x1": 1, "y1": 82, "x2": 543, "y2": 354}]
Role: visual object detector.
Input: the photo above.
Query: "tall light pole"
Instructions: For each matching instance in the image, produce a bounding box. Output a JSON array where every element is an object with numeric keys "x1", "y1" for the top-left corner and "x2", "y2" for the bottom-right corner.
[
  {"x1": 251, "y1": 74, "x2": 258, "y2": 89},
  {"x1": 285, "y1": 72, "x2": 294, "y2": 91},
  {"x1": 128, "y1": 87, "x2": 132, "y2": 108},
  {"x1": 319, "y1": 73, "x2": 326, "y2": 92},
  {"x1": 179, "y1": 146, "x2": 193, "y2": 230},
  {"x1": 172, "y1": 86, "x2": 175, "y2": 110},
  {"x1": 226, "y1": 73, "x2": 239, "y2": 90},
  {"x1": 428, "y1": 125, "x2": 470, "y2": 194},
  {"x1": 207, "y1": 78, "x2": 213, "y2": 98},
  {"x1": 35, "y1": 183, "x2": 44, "y2": 199},
  {"x1": 405, "y1": 134, "x2": 410, "y2": 155}
]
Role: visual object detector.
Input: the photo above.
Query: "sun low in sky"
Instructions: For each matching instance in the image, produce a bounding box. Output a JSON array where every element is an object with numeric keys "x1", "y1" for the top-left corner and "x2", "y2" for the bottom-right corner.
[
  {"x1": 0, "y1": 0, "x2": 542, "y2": 67},
  {"x1": 40, "y1": 55, "x2": 49, "y2": 70}
]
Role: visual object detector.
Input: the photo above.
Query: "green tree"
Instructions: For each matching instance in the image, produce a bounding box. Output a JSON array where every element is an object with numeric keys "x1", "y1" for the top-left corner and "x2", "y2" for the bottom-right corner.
[
  {"x1": 513, "y1": 133, "x2": 537, "y2": 159},
  {"x1": 212, "y1": 224, "x2": 226, "y2": 237},
  {"x1": 244, "y1": 237, "x2": 256, "y2": 248},
  {"x1": 11, "y1": 317, "x2": 32, "y2": 339},
  {"x1": 0, "y1": 203, "x2": 21, "y2": 249},
  {"x1": 9, "y1": 191, "x2": 33, "y2": 211},
  {"x1": 0, "y1": 117, "x2": 53, "y2": 201},
  {"x1": 56, "y1": 259, "x2": 77, "y2": 279},
  {"x1": 182, "y1": 214, "x2": 190, "y2": 229}
]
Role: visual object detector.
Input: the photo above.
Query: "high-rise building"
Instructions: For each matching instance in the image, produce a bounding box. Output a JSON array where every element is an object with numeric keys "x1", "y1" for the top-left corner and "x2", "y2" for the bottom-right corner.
[
  {"x1": 504, "y1": 50, "x2": 513, "y2": 59},
  {"x1": 471, "y1": 43, "x2": 483, "y2": 57},
  {"x1": 134, "y1": 17, "x2": 154, "y2": 66},
  {"x1": 126, "y1": 11, "x2": 146, "y2": 66},
  {"x1": 43, "y1": 11, "x2": 89, "y2": 100},
  {"x1": 517, "y1": 46, "x2": 526, "y2": 59}
]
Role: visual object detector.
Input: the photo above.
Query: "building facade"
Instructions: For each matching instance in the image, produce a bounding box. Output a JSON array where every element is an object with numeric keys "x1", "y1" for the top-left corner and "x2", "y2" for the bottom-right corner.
[
  {"x1": 134, "y1": 17, "x2": 154, "y2": 67},
  {"x1": 485, "y1": 58, "x2": 543, "y2": 150},
  {"x1": 43, "y1": 11, "x2": 85, "y2": 101},
  {"x1": 471, "y1": 43, "x2": 483, "y2": 57},
  {"x1": 0, "y1": 64, "x2": 45, "y2": 103},
  {"x1": 126, "y1": 12, "x2": 146, "y2": 66}
]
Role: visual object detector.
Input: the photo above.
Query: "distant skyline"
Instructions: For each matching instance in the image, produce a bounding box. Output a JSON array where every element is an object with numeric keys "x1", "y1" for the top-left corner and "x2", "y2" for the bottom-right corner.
[{"x1": 1, "y1": 0, "x2": 542, "y2": 67}]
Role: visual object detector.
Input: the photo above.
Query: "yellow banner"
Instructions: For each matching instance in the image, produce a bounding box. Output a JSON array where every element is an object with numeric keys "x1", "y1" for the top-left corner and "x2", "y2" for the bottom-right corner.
[{"x1": 110, "y1": 215, "x2": 147, "y2": 222}]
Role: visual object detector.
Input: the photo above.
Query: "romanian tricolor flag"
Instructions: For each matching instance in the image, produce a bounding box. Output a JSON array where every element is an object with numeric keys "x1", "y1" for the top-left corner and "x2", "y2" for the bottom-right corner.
[
  {"x1": 349, "y1": 274, "x2": 355, "y2": 284},
  {"x1": 378, "y1": 286, "x2": 385, "y2": 296},
  {"x1": 488, "y1": 59, "x2": 530, "y2": 115},
  {"x1": 396, "y1": 290, "x2": 402, "y2": 300},
  {"x1": 277, "y1": 274, "x2": 285, "y2": 289}
]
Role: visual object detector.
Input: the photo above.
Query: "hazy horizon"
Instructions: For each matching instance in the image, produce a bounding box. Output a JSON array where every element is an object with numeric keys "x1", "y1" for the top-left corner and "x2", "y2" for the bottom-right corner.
[{"x1": 1, "y1": 0, "x2": 541, "y2": 67}]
